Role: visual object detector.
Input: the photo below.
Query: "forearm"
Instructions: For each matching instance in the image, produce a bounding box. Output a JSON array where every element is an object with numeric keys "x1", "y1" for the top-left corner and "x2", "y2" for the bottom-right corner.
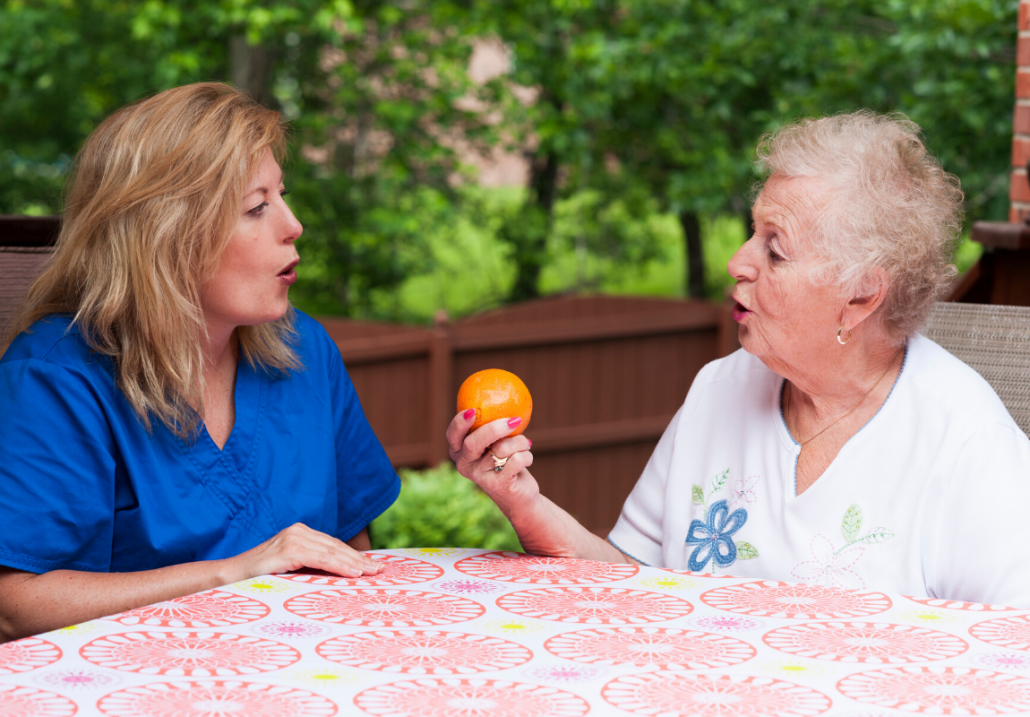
[
  {"x1": 0, "y1": 525, "x2": 376, "y2": 642},
  {"x1": 0, "y1": 558, "x2": 236, "y2": 643},
  {"x1": 507, "y1": 493, "x2": 636, "y2": 564}
]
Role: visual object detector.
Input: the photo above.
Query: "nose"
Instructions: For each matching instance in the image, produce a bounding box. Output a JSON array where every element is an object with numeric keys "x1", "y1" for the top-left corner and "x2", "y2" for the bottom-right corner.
[
  {"x1": 727, "y1": 233, "x2": 758, "y2": 283},
  {"x1": 280, "y1": 201, "x2": 303, "y2": 244}
]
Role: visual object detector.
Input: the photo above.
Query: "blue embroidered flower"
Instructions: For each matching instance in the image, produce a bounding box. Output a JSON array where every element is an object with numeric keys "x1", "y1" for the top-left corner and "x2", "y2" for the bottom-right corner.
[{"x1": 685, "y1": 499, "x2": 748, "y2": 571}]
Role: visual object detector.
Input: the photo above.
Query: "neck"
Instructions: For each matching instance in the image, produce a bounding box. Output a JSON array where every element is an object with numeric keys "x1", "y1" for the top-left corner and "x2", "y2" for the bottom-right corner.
[
  {"x1": 779, "y1": 334, "x2": 904, "y2": 422},
  {"x1": 198, "y1": 323, "x2": 239, "y2": 405},
  {"x1": 200, "y1": 321, "x2": 237, "y2": 371}
]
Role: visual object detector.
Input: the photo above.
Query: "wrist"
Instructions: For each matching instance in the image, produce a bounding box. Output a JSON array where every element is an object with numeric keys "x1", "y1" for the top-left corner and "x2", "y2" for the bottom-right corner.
[{"x1": 214, "y1": 555, "x2": 247, "y2": 587}]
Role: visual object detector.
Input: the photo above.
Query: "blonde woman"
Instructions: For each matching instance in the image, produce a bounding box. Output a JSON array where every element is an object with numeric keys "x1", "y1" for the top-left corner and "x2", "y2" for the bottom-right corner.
[{"x1": 0, "y1": 83, "x2": 398, "y2": 641}]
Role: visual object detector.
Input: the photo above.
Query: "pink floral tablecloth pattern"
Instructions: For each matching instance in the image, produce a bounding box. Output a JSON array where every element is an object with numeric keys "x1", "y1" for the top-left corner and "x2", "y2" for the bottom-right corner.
[{"x1": 2, "y1": 548, "x2": 1029, "y2": 716}]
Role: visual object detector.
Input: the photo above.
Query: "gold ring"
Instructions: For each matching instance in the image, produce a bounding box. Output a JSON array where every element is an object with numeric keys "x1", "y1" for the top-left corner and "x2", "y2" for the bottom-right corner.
[{"x1": 489, "y1": 451, "x2": 508, "y2": 472}]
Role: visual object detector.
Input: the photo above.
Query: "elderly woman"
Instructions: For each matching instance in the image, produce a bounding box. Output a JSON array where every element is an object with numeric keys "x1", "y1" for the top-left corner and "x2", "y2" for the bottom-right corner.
[
  {"x1": 0, "y1": 83, "x2": 398, "y2": 641},
  {"x1": 449, "y1": 111, "x2": 1030, "y2": 607}
]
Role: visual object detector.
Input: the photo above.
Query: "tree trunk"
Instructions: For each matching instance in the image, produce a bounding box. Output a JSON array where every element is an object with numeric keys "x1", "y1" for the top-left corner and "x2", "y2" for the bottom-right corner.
[
  {"x1": 679, "y1": 210, "x2": 705, "y2": 299},
  {"x1": 230, "y1": 35, "x2": 275, "y2": 107},
  {"x1": 742, "y1": 201, "x2": 755, "y2": 239},
  {"x1": 509, "y1": 150, "x2": 559, "y2": 302}
]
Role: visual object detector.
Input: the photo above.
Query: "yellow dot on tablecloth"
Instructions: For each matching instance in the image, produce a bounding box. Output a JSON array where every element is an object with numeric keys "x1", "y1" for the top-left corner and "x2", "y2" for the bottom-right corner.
[
  {"x1": 637, "y1": 576, "x2": 701, "y2": 591},
  {"x1": 398, "y1": 547, "x2": 469, "y2": 557},
  {"x1": 288, "y1": 667, "x2": 364, "y2": 686},
  {"x1": 763, "y1": 660, "x2": 829, "y2": 677},
  {"x1": 477, "y1": 618, "x2": 550, "y2": 635},
  {"x1": 48, "y1": 621, "x2": 102, "y2": 636},
  {"x1": 897, "y1": 609, "x2": 961, "y2": 625},
  {"x1": 231, "y1": 578, "x2": 294, "y2": 594}
]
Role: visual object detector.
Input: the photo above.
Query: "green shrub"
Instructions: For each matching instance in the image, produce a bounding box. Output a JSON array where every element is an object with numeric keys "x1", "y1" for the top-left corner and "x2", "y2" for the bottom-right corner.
[{"x1": 369, "y1": 463, "x2": 522, "y2": 552}]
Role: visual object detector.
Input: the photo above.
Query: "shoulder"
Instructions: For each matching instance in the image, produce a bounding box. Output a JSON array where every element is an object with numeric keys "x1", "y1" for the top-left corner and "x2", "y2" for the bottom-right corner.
[
  {"x1": 287, "y1": 309, "x2": 340, "y2": 368},
  {"x1": 671, "y1": 348, "x2": 780, "y2": 433},
  {"x1": 688, "y1": 348, "x2": 778, "y2": 400},
  {"x1": 1, "y1": 315, "x2": 110, "y2": 378},
  {"x1": 904, "y1": 334, "x2": 1020, "y2": 432}
]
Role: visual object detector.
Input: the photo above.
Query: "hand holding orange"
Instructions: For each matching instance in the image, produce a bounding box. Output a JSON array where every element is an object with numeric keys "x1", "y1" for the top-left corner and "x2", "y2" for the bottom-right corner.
[{"x1": 456, "y1": 368, "x2": 532, "y2": 436}]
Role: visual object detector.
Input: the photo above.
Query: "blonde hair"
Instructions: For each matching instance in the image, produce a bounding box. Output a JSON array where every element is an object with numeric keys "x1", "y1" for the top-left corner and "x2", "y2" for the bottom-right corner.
[
  {"x1": 12, "y1": 82, "x2": 300, "y2": 437},
  {"x1": 756, "y1": 111, "x2": 965, "y2": 343}
]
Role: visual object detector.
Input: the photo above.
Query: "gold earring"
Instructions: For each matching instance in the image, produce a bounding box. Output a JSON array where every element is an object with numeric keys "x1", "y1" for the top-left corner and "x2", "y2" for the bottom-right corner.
[{"x1": 837, "y1": 324, "x2": 852, "y2": 345}]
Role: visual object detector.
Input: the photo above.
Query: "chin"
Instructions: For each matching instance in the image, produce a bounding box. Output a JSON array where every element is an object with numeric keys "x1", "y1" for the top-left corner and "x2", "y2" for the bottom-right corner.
[{"x1": 736, "y1": 325, "x2": 755, "y2": 354}]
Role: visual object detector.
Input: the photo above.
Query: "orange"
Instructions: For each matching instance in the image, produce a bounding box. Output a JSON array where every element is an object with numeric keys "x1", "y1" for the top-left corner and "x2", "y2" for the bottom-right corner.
[{"x1": 456, "y1": 369, "x2": 533, "y2": 436}]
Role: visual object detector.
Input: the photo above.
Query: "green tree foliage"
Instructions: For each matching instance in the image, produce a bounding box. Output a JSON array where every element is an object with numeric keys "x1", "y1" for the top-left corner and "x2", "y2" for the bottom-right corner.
[
  {"x1": 477, "y1": 0, "x2": 1016, "y2": 299},
  {"x1": 369, "y1": 464, "x2": 522, "y2": 551},
  {"x1": 0, "y1": 0, "x2": 1017, "y2": 311},
  {"x1": 0, "y1": 0, "x2": 498, "y2": 317},
  {"x1": 0, "y1": 0, "x2": 336, "y2": 211}
]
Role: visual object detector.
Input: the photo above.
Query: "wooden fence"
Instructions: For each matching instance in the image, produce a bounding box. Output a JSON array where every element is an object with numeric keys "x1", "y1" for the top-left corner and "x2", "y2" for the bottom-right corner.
[{"x1": 324, "y1": 295, "x2": 740, "y2": 536}]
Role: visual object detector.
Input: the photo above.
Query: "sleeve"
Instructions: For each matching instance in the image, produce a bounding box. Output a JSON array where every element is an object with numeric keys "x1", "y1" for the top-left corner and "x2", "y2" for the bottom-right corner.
[
  {"x1": 608, "y1": 361, "x2": 716, "y2": 566},
  {"x1": 930, "y1": 423, "x2": 1030, "y2": 609},
  {"x1": 324, "y1": 334, "x2": 401, "y2": 542},
  {"x1": 0, "y1": 359, "x2": 117, "y2": 573},
  {"x1": 607, "y1": 405, "x2": 685, "y2": 566}
]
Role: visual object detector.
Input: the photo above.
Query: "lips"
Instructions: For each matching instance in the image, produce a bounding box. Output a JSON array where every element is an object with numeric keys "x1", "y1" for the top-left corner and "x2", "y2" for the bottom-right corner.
[
  {"x1": 278, "y1": 259, "x2": 300, "y2": 286},
  {"x1": 731, "y1": 296, "x2": 751, "y2": 322}
]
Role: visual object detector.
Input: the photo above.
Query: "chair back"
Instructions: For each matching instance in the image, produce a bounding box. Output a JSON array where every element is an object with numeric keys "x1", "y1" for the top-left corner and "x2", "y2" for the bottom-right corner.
[
  {"x1": 0, "y1": 246, "x2": 54, "y2": 355},
  {"x1": 1, "y1": 216, "x2": 59, "y2": 356},
  {"x1": 923, "y1": 301, "x2": 1030, "y2": 438}
]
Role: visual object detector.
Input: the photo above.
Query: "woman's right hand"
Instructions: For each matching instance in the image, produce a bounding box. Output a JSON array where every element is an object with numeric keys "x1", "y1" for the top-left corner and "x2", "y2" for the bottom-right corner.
[
  {"x1": 225, "y1": 523, "x2": 382, "y2": 583},
  {"x1": 446, "y1": 410, "x2": 636, "y2": 564},
  {"x1": 447, "y1": 410, "x2": 538, "y2": 517},
  {"x1": 447, "y1": 409, "x2": 581, "y2": 558}
]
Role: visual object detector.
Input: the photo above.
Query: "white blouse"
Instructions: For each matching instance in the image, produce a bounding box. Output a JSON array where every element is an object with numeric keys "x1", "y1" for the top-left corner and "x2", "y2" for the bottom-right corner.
[{"x1": 608, "y1": 335, "x2": 1030, "y2": 608}]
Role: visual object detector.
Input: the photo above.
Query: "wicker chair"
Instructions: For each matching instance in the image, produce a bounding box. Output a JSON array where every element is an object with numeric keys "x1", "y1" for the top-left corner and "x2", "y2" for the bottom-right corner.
[
  {"x1": 923, "y1": 302, "x2": 1030, "y2": 438},
  {"x1": 0, "y1": 246, "x2": 53, "y2": 355}
]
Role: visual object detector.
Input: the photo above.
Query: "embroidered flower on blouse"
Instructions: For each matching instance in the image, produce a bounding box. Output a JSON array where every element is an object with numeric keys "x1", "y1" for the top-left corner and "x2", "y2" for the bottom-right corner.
[
  {"x1": 688, "y1": 470, "x2": 760, "y2": 573},
  {"x1": 792, "y1": 535, "x2": 867, "y2": 590},
  {"x1": 791, "y1": 504, "x2": 894, "y2": 591},
  {"x1": 685, "y1": 499, "x2": 748, "y2": 571},
  {"x1": 729, "y1": 475, "x2": 759, "y2": 510}
]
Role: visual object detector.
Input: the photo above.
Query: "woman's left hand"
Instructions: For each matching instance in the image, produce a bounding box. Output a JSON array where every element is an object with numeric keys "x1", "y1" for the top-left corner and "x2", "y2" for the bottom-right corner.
[{"x1": 224, "y1": 523, "x2": 383, "y2": 583}]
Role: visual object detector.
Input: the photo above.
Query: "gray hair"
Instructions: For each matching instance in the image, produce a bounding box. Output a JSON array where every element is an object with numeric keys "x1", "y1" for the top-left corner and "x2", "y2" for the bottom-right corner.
[{"x1": 756, "y1": 111, "x2": 965, "y2": 343}]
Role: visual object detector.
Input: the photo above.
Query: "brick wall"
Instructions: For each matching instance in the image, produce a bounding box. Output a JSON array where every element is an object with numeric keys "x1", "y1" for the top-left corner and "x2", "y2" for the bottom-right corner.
[{"x1": 1012, "y1": 0, "x2": 1030, "y2": 221}]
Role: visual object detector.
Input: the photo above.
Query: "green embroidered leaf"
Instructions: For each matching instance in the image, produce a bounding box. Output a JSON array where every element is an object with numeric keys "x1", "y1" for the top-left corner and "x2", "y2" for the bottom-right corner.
[
  {"x1": 708, "y1": 469, "x2": 730, "y2": 496},
  {"x1": 737, "y1": 542, "x2": 759, "y2": 560},
  {"x1": 692, "y1": 485, "x2": 704, "y2": 504},
  {"x1": 858, "y1": 528, "x2": 895, "y2": 544},
  {"x1": 842, "y1": 504, "x2": 863, "y2": 542}
]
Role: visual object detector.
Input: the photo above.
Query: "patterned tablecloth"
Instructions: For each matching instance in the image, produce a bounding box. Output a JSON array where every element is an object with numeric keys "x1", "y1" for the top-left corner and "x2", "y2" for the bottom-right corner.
[{"x1": 2, "y1": 548, "x2": 1030, "y2": 716}]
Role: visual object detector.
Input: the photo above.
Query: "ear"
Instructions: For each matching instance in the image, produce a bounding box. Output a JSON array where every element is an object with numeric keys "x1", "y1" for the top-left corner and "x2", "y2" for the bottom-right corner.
[{"x1": 843, "y1": 267, "x2": 889, "y2": 333}]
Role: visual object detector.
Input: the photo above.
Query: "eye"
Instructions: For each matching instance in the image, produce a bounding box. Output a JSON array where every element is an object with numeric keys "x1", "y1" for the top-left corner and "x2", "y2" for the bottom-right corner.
[
  {"x1": 247, "y1": 201, "x2": 269, "y2": 216},
  {"x1": 280, "y1": 189, "x2": 290, "y2": 198},
  {"x1": 768, "y1": 246, "x2": 782, "y2": 262}
]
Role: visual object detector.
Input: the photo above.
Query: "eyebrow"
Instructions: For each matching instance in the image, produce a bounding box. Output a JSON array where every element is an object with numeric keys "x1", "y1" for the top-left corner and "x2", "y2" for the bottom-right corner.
[{"x1": 245, "y1": 171, "x2": 286, "y2": 196}]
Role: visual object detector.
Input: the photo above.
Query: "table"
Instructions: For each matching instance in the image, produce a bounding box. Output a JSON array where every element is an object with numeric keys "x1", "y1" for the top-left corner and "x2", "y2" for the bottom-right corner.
[{"x1": 2, "y1": 548, "x2": 1029, "y2": 716}]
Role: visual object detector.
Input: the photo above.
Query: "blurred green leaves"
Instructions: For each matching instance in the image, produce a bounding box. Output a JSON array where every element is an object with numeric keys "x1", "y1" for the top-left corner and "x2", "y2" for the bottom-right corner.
[
  {"x1": 369, "y1": 463, "x2": 522, "y2": 551},
  {"x1": 0, "y1": 0, "x2": 1017, "y2": 316}
]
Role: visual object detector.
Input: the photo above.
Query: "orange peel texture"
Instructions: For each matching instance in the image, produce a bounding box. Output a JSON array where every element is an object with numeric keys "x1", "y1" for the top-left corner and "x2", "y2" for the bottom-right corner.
[{"x1": 456, "y1": 368, "x2": 533, "y2": 437}]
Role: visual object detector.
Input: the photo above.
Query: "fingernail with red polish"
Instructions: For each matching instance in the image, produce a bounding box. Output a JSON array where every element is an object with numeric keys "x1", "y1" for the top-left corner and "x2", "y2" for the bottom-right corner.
[
  {"x1": 463, "y1": 408, "x2": 476, "y2": 421},
  {"x1": 527, "y1": 438, "x2": 533, "y2": 448},
  {"x1": 507, "y1": 417, "x2": 522, "y2": 428}
]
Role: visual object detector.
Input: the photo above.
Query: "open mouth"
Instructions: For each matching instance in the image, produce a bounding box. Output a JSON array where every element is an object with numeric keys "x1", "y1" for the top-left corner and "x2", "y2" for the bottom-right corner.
[
  {"x1": 278, "y1": 260, "x2": 299, "y2": 285},
  {"x1": 731, "y1": 300, "x2": 751, "y2": 322}
]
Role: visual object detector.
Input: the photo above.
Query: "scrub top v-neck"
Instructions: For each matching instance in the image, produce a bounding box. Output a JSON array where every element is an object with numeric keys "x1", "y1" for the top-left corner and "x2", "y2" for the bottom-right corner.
[{"x1": 0, "y1": 311, "x2": 400, "y2": 574}]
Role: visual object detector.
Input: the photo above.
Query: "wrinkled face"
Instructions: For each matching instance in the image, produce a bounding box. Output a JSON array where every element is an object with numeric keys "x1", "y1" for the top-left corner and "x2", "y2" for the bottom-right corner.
[
  {"x1": 727, "y1": 174, "x2": 844, "y2": 375},
  {"x1": 200, "y1": 148, "x2": 302, "y2": 337}
]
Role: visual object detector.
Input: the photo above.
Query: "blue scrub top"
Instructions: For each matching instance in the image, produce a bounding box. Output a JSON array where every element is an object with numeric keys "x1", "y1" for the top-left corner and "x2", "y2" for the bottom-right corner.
[{"x1": 0, "y1": 311, "x2": 400, "y2": 574}]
